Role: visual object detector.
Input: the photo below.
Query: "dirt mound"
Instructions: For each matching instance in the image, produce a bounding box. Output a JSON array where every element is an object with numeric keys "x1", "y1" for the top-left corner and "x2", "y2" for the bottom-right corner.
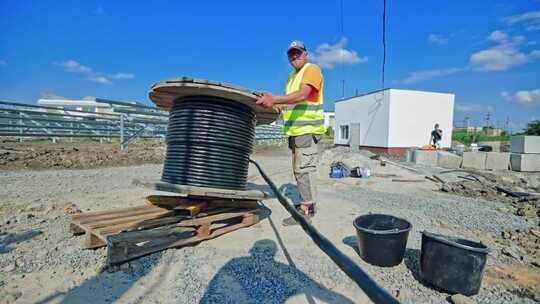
[
  {"x1": 0, "y1": 140, "x2": 166, "y2": 170},
  {"x1": 0, "y1": 141, "x2": 286, "y2": 171},
  {"x1": 439, "y1": 171, "x2": 539, "y2": 219}
]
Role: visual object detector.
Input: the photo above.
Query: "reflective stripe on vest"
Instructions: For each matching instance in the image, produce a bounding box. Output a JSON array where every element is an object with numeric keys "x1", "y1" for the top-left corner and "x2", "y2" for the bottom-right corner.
[{"x1": 282, "y1": 63, "x2": 326, "y2": 136}]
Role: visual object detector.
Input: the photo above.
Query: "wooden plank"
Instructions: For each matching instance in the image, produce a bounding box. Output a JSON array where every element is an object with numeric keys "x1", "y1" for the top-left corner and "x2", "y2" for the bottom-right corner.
[
  {"x1": 145, "y1": 195, "x2": 207, "y2": 216},
  {"x1": 125, "y1": 215, "x2": 192, "y2": 232},
  {"x1": 70, "y1": 223, "x2": 86, "y2": 235},
  {"x1": 97, "y1": 214, "x2": 187, "y2": 236},
  {"x1": 105, "y1": 211, "x2": 260, "y2": 265},
  {"x1": 74, "y1": 207, "x2": 167, "y2": 225},
  {"x1": 72, "y1": 206, "x2": 151, "y2": 221},
  {"x1": 106, "y1": 228, "x2": 196, "y2": 265},
  {"x1": 178, "y1": 209, "x2": 258, "y2": 226},
  {"x1": 132, "y1": 179, "x2": 268, "y2": 200},
  {"x1": 432, "y1": 175, "x2": 446, "y2": 184},
  {"x1": 85, "y1": 210, "x2": 174, "y2": 230},
  {"x1": 85, "y1": 232, "x2": 106, "y2": 249},
  {"x1": 107, "y1": 226, "x2": 195, "y2": 243},
  {"x1": 425, "y1": 176, "x2": 440, "y2": 183},
  {"x1": 207, "y1": 199, "x2": 259, "y2": 209},
  {"x1": 391, "y1": 179, "x2": 425, "y2": 183}
]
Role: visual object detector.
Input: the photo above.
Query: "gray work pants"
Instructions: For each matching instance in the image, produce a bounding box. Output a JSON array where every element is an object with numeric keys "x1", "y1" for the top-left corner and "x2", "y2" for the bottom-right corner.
[{"x1": 288, "y1": 134, "x2": 321, "y2": 205}]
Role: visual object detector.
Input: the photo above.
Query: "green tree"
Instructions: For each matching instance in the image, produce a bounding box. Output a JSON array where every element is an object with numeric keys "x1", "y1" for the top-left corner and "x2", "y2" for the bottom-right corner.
[{"x1": 525, "y1": 119, "x2": 540, "y2": 135}]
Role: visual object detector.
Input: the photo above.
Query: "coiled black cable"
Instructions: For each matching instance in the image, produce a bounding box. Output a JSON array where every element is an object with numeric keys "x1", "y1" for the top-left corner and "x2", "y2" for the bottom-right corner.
[{"x1": 161, "y1": 96, "x2": 256, "y2": 190}]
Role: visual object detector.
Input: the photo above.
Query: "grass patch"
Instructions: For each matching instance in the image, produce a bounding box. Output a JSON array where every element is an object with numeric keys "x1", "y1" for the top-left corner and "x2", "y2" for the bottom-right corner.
[{"x1": 452, "y1": 129, "x2": 511, "y2": 145}]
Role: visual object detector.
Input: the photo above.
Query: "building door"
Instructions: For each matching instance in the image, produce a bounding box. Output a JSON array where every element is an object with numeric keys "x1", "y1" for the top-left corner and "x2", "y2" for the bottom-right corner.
[{"x1": 350, "y1": 123, "x2": 361, "y2": 152}]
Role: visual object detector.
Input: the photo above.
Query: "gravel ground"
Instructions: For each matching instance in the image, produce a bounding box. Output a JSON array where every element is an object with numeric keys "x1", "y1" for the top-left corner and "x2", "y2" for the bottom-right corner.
[{"x1": 0, "y1": 146, "x2": 538, "y2": 303}]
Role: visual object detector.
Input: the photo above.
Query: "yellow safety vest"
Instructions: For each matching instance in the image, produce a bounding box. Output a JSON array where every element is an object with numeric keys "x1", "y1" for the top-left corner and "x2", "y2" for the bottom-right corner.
[{"x1": 282, "y1": 63, "x2": 326, "y2": 136}]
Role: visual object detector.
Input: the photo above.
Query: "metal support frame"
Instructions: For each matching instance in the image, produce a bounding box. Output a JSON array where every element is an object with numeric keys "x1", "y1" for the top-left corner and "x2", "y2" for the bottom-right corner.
[{"x1": 0, "y1": 99, "x2": 286, "y2": 149}]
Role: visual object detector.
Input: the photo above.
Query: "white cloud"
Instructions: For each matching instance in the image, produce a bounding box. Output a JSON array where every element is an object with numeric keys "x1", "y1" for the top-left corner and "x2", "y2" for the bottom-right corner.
[
  {"x1": 0, "y1": 60, "x2": 6, "y2": 66},
  {"x1": 402, "y1": 67, "x2": 465, "y2": 84},
  {"x1": 469, "y1": 30, "x2": 540, "y2": 71},
  {"x1": 54, "y1": 59, "x2": 134, "y2": 84},
  {"x1": 527, "y1": 24, "x2": 540, "y2": 32},
  {"x1": 502, "y1": 89, "x2": 540, "y2": 106},
  {"x1": 89, "y1": 76, "x2": 112, "y2": 85},
  {"x1": 54, "y1": 60, "x2": 92, "y2": 73},
  {"x1": 503, "y1": 10, "x2": 540, "y2": 31},
  {"x1": 428, "y1": 34, "x2": 449, "y2": 45},
  {"x1": 108, "y1": 73, "x2": 134, "y2": 80},
  {"x1": 488, "y1": 30, "x2": 508, "y2": 43},
  {"x1": 310, "y1": 38, "x2": 367, "y2": 69}
]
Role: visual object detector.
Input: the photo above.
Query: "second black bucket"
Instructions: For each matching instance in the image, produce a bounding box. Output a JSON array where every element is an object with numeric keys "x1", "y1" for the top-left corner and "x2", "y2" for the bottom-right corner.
[
  {"x1": 420, "y1": 231, "x2": 490, "y2": 296},
  {"x1": 353, "y1": 214, "x2": 412, "y2": 267}
]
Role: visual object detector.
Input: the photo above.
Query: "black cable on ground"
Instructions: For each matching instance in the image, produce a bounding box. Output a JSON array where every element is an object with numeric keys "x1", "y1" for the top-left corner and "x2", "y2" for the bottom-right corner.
[
  {"x1": 162, "y1": 97, "x2": 256, "y2": 190},
  {"x1": 250, "y1": 159, "x2": 400, "y2": 304}
]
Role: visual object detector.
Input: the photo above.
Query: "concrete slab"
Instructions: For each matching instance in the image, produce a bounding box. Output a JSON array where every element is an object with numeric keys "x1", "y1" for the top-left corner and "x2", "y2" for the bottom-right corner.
[
  {"x1": 511, "y1": 153, "x2": 540, "y2": 172},
  {"x1": 436, "y1": 151, "x2": 462, "y2": 169},
  {"x1": 413, "y1": 150, "x2": 438, "y2": 166},
  {"x1": 511, "y1": 136, "x2": 540, "y2": 154},
  {"x1": 462, "y1": 152, "x2": 487, "y2": 170},
  {"x1": 485, "y1": 152, "x2": 510, "y2": 170}
]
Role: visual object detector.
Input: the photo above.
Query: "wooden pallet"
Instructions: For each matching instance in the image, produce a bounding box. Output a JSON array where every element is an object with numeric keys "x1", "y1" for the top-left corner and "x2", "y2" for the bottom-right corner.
[
  {"x1": 132, "y1": 179, "x2": 270, "y2": 200},
  {"x1": 70, "y1": 197, "x2": 260, "y2": 265}
]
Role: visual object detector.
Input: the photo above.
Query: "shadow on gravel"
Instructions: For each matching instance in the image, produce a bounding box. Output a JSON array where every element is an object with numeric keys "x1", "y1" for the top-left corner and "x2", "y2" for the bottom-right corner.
[
  {"x1": 403, "y1": 248, "x2": 422, "y2": 282},
  {"x1": 403, "y1": 248, "x2": 448, "y2": 293},
  {"x1": 278, "y1": 183, "x2": 302, "y2": 205},
  {"x1": 342, "y1": 236, "x2": 360, "y2": 255},
  {"x1": 0, "y1": 229, "x2": 42, "y2": 253},
  {"x1": 35, "y1": 252, "x2": 166, "y2": 304},
  {"x1": 200, "y1": 239, "x2": 354, "y2": 304},
  {"x1": 36, "y1": 204, "x2": 274, "y2": 304},
  {"x1": 246, "y1": 182, "x2": 276, "y2": 198}
]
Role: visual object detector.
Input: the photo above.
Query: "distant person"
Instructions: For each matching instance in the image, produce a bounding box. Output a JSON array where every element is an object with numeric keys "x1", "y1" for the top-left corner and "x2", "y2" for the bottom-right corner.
[
  {"x1": 256, "y1": 40, "x2": 325, "y2": 226},
  {"x1": 430, "y1": 124, "x2": 443, "y2": 149}
]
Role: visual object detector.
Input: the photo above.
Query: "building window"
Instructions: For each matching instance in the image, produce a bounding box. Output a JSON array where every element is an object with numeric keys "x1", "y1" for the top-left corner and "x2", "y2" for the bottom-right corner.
[{"x1": 340, "y1": 125, "x2": 349, "y2": 140}]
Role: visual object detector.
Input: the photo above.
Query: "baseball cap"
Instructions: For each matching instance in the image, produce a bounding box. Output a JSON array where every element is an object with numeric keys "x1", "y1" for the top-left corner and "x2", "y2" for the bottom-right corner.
[{"x1": 287, "y1": 40, "x2": 306, "y2": 53}]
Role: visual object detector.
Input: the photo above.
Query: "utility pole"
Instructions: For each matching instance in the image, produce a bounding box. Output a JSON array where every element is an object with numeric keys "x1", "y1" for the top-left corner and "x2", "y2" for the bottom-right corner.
[
  {"x1": 505, "y1": 116, "x2": 510, "y2": 131},
  {"x1": 464, "y1": 115, "x2": 470, "y2": 131},
  {"x1": 485, "y1": 112, "x2": 491, "y2": 128}
]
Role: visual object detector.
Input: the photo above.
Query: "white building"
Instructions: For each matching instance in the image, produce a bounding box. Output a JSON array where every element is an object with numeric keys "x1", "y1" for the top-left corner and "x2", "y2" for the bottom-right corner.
[
  {"x1": 324, "y1": 111, "x2": 335, "y2": 131},
  {"x1": 38, "y1": 96, "x2": 113, "y2": 114},
  {"x1": 334, "y1": 89, "x2": 454, "y2": 155}
]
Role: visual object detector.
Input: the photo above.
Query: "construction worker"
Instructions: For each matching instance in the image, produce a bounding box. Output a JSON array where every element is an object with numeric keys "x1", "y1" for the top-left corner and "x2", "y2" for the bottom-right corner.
[
  {"x1": 256, "y1": 40, "x2": 325, "y2": 226},
  {"x1": 430, "y1": 123, "x2": 443, "y2": 149}
]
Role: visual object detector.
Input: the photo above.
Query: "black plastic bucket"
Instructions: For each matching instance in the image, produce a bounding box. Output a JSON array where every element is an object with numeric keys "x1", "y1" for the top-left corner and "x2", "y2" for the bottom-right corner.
[
  {"x1": 353, "y1": 214, "x2": 412, "y2": 267},
  {"x1": 420, "y1": 231, "x2": 490, "y2": 296}
]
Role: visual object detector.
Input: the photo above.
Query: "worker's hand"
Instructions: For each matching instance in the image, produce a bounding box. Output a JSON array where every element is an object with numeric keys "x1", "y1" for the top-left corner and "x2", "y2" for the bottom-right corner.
[
  {"x1": 276, "y1": 104, "x2": 285, "y2": 115},
  {"x1": 256, "y1": 92, "x2": 275, "y2": 108}
]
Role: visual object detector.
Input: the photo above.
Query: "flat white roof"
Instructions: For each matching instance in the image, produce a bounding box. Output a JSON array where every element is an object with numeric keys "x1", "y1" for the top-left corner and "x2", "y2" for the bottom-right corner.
[
  {"x1": 38, "y1": 98, "x2": 112, "y2": 108},
  {"x1": 335, "y1": 88, "x2": 454, "y2": 104}
]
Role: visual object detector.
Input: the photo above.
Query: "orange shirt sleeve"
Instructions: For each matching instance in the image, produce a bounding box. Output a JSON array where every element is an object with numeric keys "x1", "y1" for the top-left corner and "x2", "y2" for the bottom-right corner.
[{"x1": 301, "y1": 64, "x2": 323, "y2": 102}]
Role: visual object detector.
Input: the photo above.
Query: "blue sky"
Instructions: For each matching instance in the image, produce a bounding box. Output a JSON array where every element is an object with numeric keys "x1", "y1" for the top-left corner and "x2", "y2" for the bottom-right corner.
[{"x1": 1, "y1": 1, "x2": 539, "y2": 132}]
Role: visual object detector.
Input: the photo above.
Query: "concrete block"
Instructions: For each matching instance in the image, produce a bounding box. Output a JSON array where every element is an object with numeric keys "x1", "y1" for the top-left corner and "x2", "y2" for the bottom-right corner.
[
  {"x1": 485, "y1": 152, "x2": 510, "y2": 170},
  {"x1": 413, "y1": 150, "x2": 438, "y2": 166},
  {"x1": 436, "y1": 151, "x2": 462, "y2": 169},
  {"x1": 511, "y1": 153, "x2": 540, "y2": 172},
  {"x1": 462, "y1": 152, "x2": 487, "y2": 170},
  {"x1": 511, "y1": 136, "x2": 540, "y2": 154}
]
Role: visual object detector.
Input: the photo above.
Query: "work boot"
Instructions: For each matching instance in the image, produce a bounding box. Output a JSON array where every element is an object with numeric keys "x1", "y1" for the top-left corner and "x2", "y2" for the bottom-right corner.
[{"x1": 282, "y1": 204, "x2": 313, "y2": 226}]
